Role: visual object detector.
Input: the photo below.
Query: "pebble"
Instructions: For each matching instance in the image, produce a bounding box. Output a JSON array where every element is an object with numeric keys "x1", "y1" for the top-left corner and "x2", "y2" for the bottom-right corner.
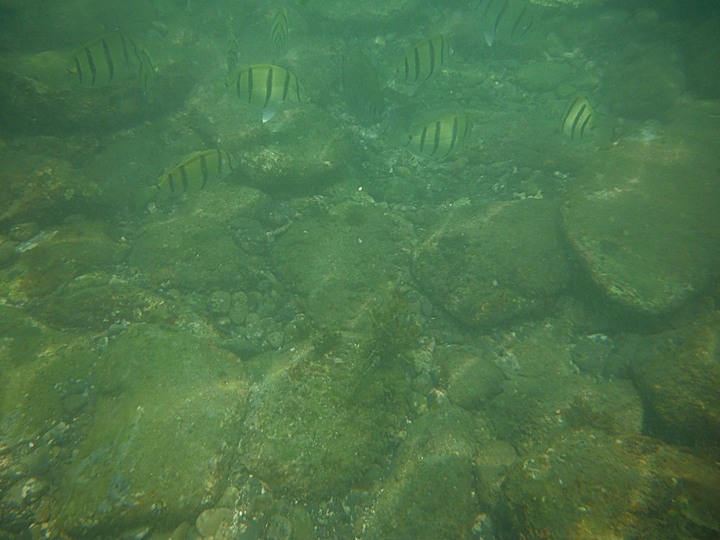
[
  {"x1": 208, "y1": 291, "x2": 233, "y2": 315},
  {"x1": 195, "y1": 507, "x2": 234, "y2": 538}
]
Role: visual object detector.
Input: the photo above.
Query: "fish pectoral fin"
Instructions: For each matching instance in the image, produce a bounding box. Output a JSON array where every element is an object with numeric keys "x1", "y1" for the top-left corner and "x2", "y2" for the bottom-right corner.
[{"x1": 262, "y1": 107, "x2": 278, "y2": 123}]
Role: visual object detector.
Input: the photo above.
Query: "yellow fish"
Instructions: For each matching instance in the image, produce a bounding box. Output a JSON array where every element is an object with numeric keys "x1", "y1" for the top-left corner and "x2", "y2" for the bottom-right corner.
[
  {"x1": 396, "y1": 35, "x2": 450, "y2": 84},
  {"x1": 156, "y1": 149, "x2": 233, "y2": 194},
  {"x1": 68, "y1": 30, "x2": 155, "y2": 98},
  {"x1": 562, "y1": 96, "x2": 594, "y2": 143},
  {"x1": 407, "y1": 112, "x2": 471, "y2": 159},
  {"x1": 232, "y1": 64, "x2": 305, "y2": 122}
]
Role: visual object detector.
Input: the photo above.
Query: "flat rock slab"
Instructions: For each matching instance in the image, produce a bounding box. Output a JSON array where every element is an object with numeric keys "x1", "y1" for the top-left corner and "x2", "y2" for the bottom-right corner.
[
  {"x1": 54, "y1": 325, "x2": 248, "y2": 536},
  {"x1": 626, "y1": 311, "x2": 720, "y2": 447},
  {"x1": 271, "y1": 198, "x2": 416, "y2": 328},
  {"x1": 413, "y1": 200, "x2": 571, "y2": 327},
  {"x1": 562, "y1": 133, "x2": 720, "y2": 316},
  {"x1": 500, "y1": 430, "x2": 720, "y2": 538}
]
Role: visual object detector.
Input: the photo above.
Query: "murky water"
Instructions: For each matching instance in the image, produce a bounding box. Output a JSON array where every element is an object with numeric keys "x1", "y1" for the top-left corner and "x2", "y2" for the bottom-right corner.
[{"x1": 1, "y1": 0, "x2": 719, "y2": 538}]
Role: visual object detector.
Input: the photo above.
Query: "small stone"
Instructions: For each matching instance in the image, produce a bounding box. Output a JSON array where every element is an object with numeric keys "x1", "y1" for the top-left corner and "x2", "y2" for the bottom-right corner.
[
  {"x1": 195, "y1": 507, "x2": 234, "y2": 538},
  {"x1": 208, "y1": 291, "x2": 233, "y2": 315},
  {"x1": 266, "y1": 331, "x2": 285, "y2": 350}
]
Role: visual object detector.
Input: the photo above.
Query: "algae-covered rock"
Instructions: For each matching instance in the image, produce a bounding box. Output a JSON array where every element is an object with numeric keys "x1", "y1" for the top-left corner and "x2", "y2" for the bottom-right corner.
[
  {"x1": 484, "y1": 319, "x2": 642, "y2": 453},
  {"x1": 0, "y1": 147, "x2": 104, "y2": 227},
  {"x1": 0, "y1": 50, "x2": 162, "y2": 135},
  {"x1": 0, "y1": 307, "x2": 82, "y2": 442},
  {"x1": 498, "y1": 430, "x2": 720, "y2": 538},
  {"x1": 2, "y1": 220, "x2": 128, "y2": 302},
  {"x1": 601, "y1": 46, "x2": 685, "y2": 121},
  {"x1": 413, "y1": 200, "x2": 572, "y2": 328},
  {"x1": 360, "y1": 405, "x2": 483, "y2": 540},
  {"x1": 624, "y1": 311, "x2": 720, "y2": 448},
  {"x1": 129, "y1": 185, "x2": 270, "y2": 293},
  {"x1": 271, "y1": 196, "x2": 416, "y2": 328},
  {"x1": 434, "y1": 345, "x2": 505, "y2": 411},
  {"x1": 234, "y1": 107, "x2": 354, "y2": 196},
  {"x1": 562, "y1": 125, "x2": 720, "y2": 317},
  {"x1": 129, "y1": 218, "x2": 257, "y2": 293},
  {"x1": 54, "y1": 324, "x2": 248, "y2": 535},
  {"x1": 235, "y1": 339, "x2": 412, "y2": 504}
]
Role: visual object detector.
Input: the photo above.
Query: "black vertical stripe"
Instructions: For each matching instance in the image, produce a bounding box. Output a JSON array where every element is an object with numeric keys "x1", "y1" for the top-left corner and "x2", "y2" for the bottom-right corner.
[
  {"x1": 432, "y1": 121, "x2": 442, "y2": 155},
  {"x1": 403, "y1": 57, "x2": 410, "y2": 81},
  {"x1": 85, "y1": 47, "x2": 97, "y2": 86},
  {"x1": 570, "y1": 103, "x2": 587, "y2": 141},
  {"x1": 216, "y1": 149, "x2": 223, "y2": 176},
  {"x1": 101, "y1": 38, "x2": 114, "y2": 84},
  {"x1": 419, "y1": 126, "x2": 428, "y2": 153},
  {"x1": 282, "y1": 69, "x2": 291, "y2": 101},
  {"x1": 200, "y1": 153, "x2": 209, "y2": 189},
  {"x1": 510, "y1": 4, "x2": 529, "y2": 39},
  {"x1": 579, "y1": 112, "x2": 592, "y2": 138},
  {"x1": 247, "y1": 68, "x2": 254, "y2": 103},
  {"x1": 180, "y1": 165, "x2": 189, "y2": 192},
  {"x1": 119, "y1": 33, "x2": 131, "y2": 65},
  {"x1": 265, "y1": 67, "x2": 274, "y2": 108},
  {"x1": 413, "y1": 47, "x2": 421, "y2": 83},
  {"x1": 74, "y1": 58, "x2": 83, "y2": 83},
  {"x1": 168, "y1": 172, "x2": 176, "y2": 193},
  {"x1": 445, "y1": 116, "x2": 459, "y2": 157},
  {"x1": 427, "y1": 39, "x2": 436, "y2": 80},
  {"x1": 492, "y1": 0, "x2": 510, "y2": 39}
]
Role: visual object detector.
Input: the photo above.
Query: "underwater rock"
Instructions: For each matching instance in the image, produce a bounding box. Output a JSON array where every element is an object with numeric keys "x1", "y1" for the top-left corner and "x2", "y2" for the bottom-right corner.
[
  {"x1": 484, "y1": 318, "x2": 642, "y2": 453},
  {"x1": 2, "y1": 220, "x2": 128, "y2": 302},
  {"x1": 359, "y1": 405, "x2": 483, "y2": 539},
  {"x1": 271, "y1": 196, "x2": 416, "y2": 328},
  {"x1": 129, "y1": 185, "x2": 269, "y2": 294},
  {"x1": 562, "y1": 124, "x2": 720, "y2": 318},
  {"x1": 413, "y1": 199, "x2": 572, "y2": 328},
  {"x1": 434, "y1": 345, "x2": 505, "y2": 411},
  {"x1": 54, "y1": 324, "x2": 248, "y2": 536},
  {"x1": 233, "y1": 107, "x2": 354, "y2": 197},
  {"x1": 0, "y1": 148, "x2": 105, "y2": 228},
  {"x1": 235, "y1": 339, "x2": 411, "y2": 504},
  {"x1": 130, "y1": 216, "x2": 255, "y2": 293},
  {"x1": 0, "y1": 50, "x2": 160, "y2": 135},
  {"x1": 498, "y1": 429, "x2": 720, "y2": 538},
  {"x1": 601, "y1": 46, "x2": 685, "y2": 121},
  {"x1": 624, "y1": 311, "x2": 720, "y2": 448}
]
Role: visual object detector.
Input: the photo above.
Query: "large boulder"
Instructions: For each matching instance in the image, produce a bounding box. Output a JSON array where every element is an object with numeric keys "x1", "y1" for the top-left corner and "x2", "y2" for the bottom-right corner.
[
  {"x1": 623, "y1": 311, "x2": 720, "y2": 448},
  {"x1": 413, "y1": 200, "x2": 572, "y2": 328},
  {"x1": 562, "y1": 116, "x2": 720, "y2": 318},
  {"x1": 498, "y1": 430, "x2": 720, "y2": 538},
  {"x1": 271, "y1": 196, "x2": 416, "y2": 328},
  {"x1": 52, "y1": 325, "x2": 248, "y2": 535}
]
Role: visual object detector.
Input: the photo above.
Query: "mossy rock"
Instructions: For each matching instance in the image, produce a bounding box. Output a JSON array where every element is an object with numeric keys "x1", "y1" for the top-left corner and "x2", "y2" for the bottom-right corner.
[
  {"x1": 55, "y1": 324, "x2": 248, "y2": 535},
  {"x1": 562, "y1": 128, "x2": 720, "y2": 317},
  {"x1": 271, "y1": 197, "x2": 416, "y2": 328},
  {"x1": 413, "y1": 200, "x2": 571, "y2": 328}
]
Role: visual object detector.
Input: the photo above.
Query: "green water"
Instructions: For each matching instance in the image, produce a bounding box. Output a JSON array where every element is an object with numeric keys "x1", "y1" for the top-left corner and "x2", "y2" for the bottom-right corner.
[{"x1": 1, "y1": 0, "x2": 719, "y2": 538}]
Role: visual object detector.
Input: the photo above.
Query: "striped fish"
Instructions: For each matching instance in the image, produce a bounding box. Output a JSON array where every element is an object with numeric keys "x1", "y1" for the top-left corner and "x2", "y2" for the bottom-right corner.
[
  {"x1": 156, "y1": 149, "x2": 233, "y2": 194},
  {"x1": 562, "y1": 96, "x2": 594, "y2": 143},
  {"x1": 233, "y1": 64, "x2": 304, "y2": 122},
  {"x1": 474, "y1": 0, "x2": 534, "y2": 47},
  {"x1": 407, "y1": 112, "x2": 472, "y2": 159},
  {"x1": 271, "y1": 7, "x2": 289, "y2": 47},
  {"x1": 396, "y1": 35, "x2": 450, "y2": 84},
  {"x1": 68, "y1": 30, "x2": 154, "y2": 90}
]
